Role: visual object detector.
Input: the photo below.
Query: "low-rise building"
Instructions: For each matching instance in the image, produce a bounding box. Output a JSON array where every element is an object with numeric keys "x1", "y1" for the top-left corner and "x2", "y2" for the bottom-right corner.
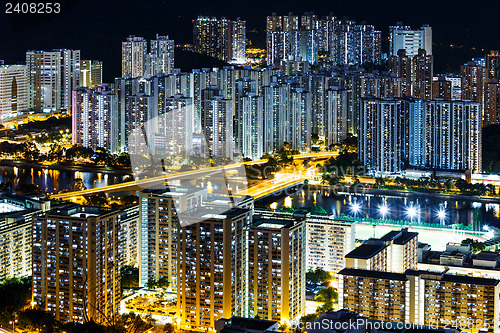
[{"x1": 473, "y1": 251, "x2": 500, "y2": 269}]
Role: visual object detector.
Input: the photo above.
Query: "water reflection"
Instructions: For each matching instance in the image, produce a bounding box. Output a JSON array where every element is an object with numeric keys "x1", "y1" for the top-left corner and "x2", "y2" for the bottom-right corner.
[
  {"x1": 0, "y1": 165, "x2": 132, "y2": 194},
  {"x1": 258, "y1": 186, "x2": 500, "y2": 228}
]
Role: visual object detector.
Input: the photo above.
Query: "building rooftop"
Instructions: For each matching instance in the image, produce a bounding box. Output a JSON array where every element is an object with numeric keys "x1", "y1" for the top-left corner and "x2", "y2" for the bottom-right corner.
[
  {"x1": 225, "y1": 317, "x2": 277, "y2": 331},
  {"x1": 474, "y1": 251, "x2": 500, "y2": 261},
  {"x1": 184, "y1": 206, "x2": 248, "y2": 220},
  {"x1": 47, "y1": 204, "x2": 116, "y2": 218},
  {"x1": 251, "y1": 218, "x2": 292, "y2": 229},
  {"x1": 406, "y1": 269, "x2": 500, "y2": 286},
  {"x1": 345, "y1": 243, "x2": 386, "y2": 259},
  {"x1": 308, "y1": 310, "x2": 366, "y2": 333},
  {"x1": 380, "y1": 228, "x2": 417, "y2": 245},
  {"x1": 338, "y1": 268, "x2": 408, "y2": 281},
  {"x1": 142, "y1": 186, "x2": 206, "y2": 196}
]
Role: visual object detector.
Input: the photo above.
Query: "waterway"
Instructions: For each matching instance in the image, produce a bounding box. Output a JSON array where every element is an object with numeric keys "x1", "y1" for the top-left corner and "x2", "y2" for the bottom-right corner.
[
  {"x1": 3, "y1": 164, "x2": 500, "y2": 231},
  {"x1": 256, "y1": 185, "x2": 500, "y2": 230},
  {"x1": 0, "y1": 164, "x2": 133, "y2": 195}
]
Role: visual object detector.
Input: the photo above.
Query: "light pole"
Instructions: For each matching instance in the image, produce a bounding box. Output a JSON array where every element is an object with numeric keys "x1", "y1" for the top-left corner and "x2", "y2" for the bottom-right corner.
[{"x1": 9, "y1": 319, "x2": 17, "y2": 332}]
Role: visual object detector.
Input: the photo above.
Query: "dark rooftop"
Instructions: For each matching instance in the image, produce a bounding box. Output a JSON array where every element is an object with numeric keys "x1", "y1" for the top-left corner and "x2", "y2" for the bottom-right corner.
[
  {"x1": 338, "y1": 268, "x2": 408, "y2": 281},
  {"x1": 251, "y1": 218, "x2": 293, "y2": 229},
  {"x1": 221, "y1": 316, "x2": 277, "y2": 333},
  {"x1": 406, "y1": 269, "x2": 500, "y2": 286},
  {"x1": 474, "y1": 251, "x2": 500, "y2": 261},
  {"x1": 345, "y1": 243, "x2": 386, "y2": 259},
  {"x1": 380, "y1": 228, "x2": 418, "y2": 245}
]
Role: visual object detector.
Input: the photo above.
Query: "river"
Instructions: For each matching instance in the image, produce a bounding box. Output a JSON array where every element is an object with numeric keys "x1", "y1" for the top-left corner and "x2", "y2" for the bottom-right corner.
[
  {"x1": 3, "y1": 164, "x2": 500, "y2": 230},
  {"x1": 0, "y1": 164, "x2": 133, "y2": 195},
  {"x1": 256, "y1": 185, "x2": 500, "y2": 229}
]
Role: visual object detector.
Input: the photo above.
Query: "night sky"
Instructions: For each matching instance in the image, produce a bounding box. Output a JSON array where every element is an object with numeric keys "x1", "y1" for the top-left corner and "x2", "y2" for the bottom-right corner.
[{"x1": 0, "y1": 0, "x2": 498, "y2": 81}]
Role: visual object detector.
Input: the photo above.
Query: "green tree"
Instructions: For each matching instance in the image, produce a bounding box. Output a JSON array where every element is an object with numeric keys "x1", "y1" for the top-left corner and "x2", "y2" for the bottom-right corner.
[
  {"x1": 311, "y1": 133, "x2": 319, "y2": 145},
  {"x1": 121, "y1": 195, "x2": 139, "y2": 206},
  {"x1": 18, "y1": 308, "x2": 59, "y2": 333},
  {"x1": 0, "y1": 276, "x2": 31, "y2": 316},
  {"x1": 83, "y1": 193, "x2": 108, "y2": 206},
  {"x1": 482, "y1": 124, "x2": 500, "y2": 173},
  {"x1": 116, "y1": 153, "x2": 132, "y2": 168},
  {"x1": 306, "y1": 268, "x2": 332, "y2": 284},
  {"x1": 61, "y1": 320, "x2": 107, "y2": 333},
  {"x1": 309, "y1": 206, "x2": 328, "y2": 215},
  {"x1": 72, "y1": 178, "x2": 87, "y2": 192},
  {"x1": 163, "y1": 323, "x2": 175, "y2": 333},
  {"x1": 15, "y1": 184, "x2": 43, "y2": 195},
  {"x1": 375, "y1": 177, "x2": 386, "y2": 189},
  {"x1": 300, "y1": 313, "x2": 318, "y2": 323},
  {"x1": 315, "y1": 287, "x2": 338, "y2": 303},
  {"x1": 314, "y1": 287, "x2": 338, "y2": 316},
  {"x1": 461, "y1": 238, "x2": 486, "y2": 254},
  {"x1": 146, "y1": 277, "x2": 169, "y2": 289},
  {"x1": 121, "y1": 265, "x2": 139, "y2": 290}
]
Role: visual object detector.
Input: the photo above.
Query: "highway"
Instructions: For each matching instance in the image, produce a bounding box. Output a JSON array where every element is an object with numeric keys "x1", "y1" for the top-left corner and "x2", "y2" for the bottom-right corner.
[
  {"x1": 242, "y1": 172, "x2": 306, "y2": 199},
  {"x1": 50, "y1": 152, "x2": 337, "y2": 200}
]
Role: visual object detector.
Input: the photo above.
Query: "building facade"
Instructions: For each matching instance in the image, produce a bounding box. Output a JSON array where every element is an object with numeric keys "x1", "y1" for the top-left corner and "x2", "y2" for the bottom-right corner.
[
  {"x1": 122, "y1": 35, "x2": 174, "y2": 78},
  {"x1": 193, "y1": 17, "x2": 246, "y2": 64},
  {"x1": 359, "y1": 97, "x2": 482, "y2": 174},
  {"x1": 338, "y1": 268, "x2": 500, "y2": 332},
  {"x1": 244, "y1": 218, "x2": 306, "y2": 322},
  {"x1": 80, "y1": 60, "x2": 102, "y2": 89},
  {"x1": 32, "y1": 205, "x2": 121, "y2": 324},
  {"x1": 389, "y1": 24, "x2": 432, "y2": 57},
  {"x1": 0, "y1": 65, "x2": 28, "y2": 122},
  {"x1": 71, "y1": 85, "x2": 117, "y2": 152},
  {"x1": 26, "y1": 49, "x2": 81, "y2": 112},
  {"x1": 138, "y1": 188, "x2": 207, "y2": 288},
  {"x1": 177, "y1": 207, "x2": 250, "y2": 332}
]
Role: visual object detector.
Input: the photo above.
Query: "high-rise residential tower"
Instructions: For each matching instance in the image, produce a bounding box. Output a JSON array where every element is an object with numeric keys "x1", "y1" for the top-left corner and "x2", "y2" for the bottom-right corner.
[
  {"x1": 80, "y1": 60, "x2": 102, "y2": 89},
  {"x1": 193, "y1": 17, "x2": 246, "y2": 64},
  {"x1": 412, "y1": 49, "x2": 433, "y2": 99},
  {"x1": 71, "y1": 85, "x2": 117, "y2": 152},
  {"x1": 389, "y1": 24, "x2": 432, "y2": 57},
  {"x1": 244, "y1": 217, "x2": 306, "y2": 322},
  {"x1": 359, "y1": 97, "x2": 482, "y2": 174},
  {"x1": 138, "y1": 188, "x2": 207, "y2": 289},
  {"x1": 122, "y1": 36, "x2": 148, "y2": 78},
  {"x1": 26, "y1": 49, "x2": 81, "y2": 112},
  {"x1": 177, "y1": 207, "x2": 250, "y2": 332},
  {"x1": 32, "y1": 205, "x2": 121, "y2": 324},
  {"x1": 461, "y1": 61, "x2": 484, "y2": 103},
  {"x1": 0, "y1": 64, "x2": 28, "y2": 121},
  {"x1": 148, "y1": 34, "x2": 175, "y2": 76}
]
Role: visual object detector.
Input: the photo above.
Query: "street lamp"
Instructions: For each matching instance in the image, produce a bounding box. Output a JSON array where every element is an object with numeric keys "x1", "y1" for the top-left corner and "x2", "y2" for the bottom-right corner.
[
  {"x1": 406, "y1": 205, "x2": 419, "y2": 222},
  {"x1": 437, "y1": 208, "x2": 446, "y2": 221},
  {"x1": 378, "y1": 204, "x2": 389, "y2": 218},
  {"x1": 9, "y1": 319, "x2": 17, "y2": 331},
  {"x1": 350, "y1": 202, "x2": 361, "y2": 216}
]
